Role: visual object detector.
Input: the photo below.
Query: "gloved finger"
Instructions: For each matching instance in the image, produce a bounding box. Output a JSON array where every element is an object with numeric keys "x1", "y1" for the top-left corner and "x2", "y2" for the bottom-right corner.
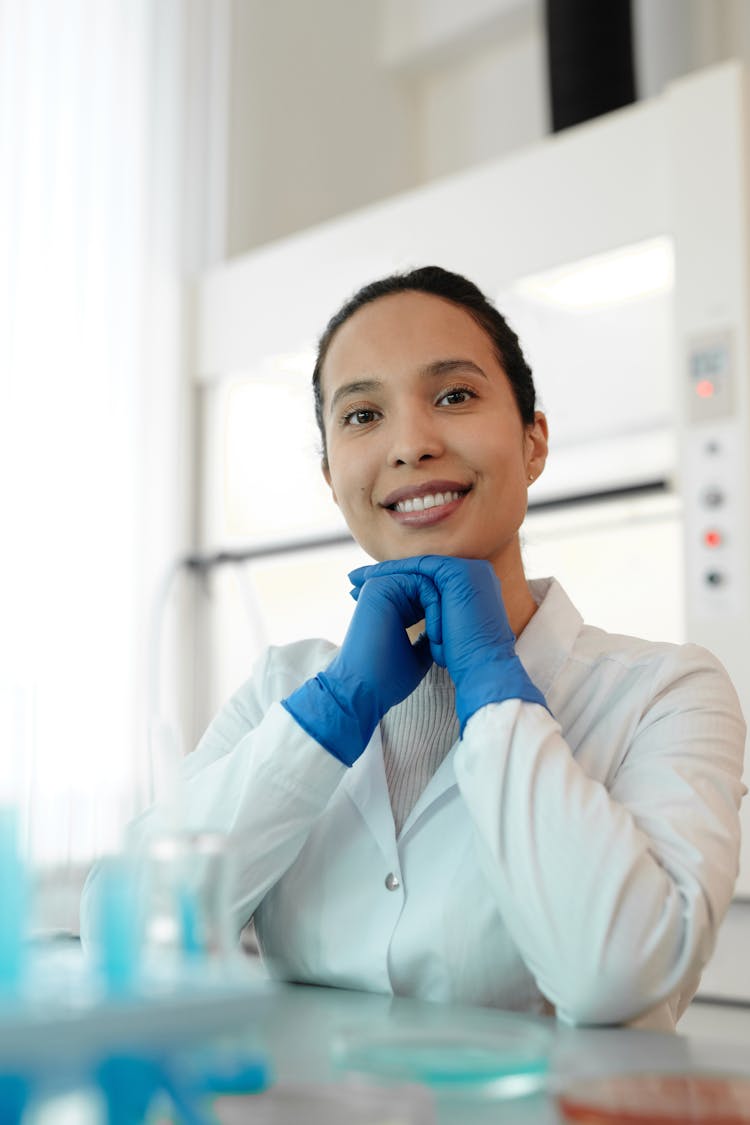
[
  {"x1": 353, "y1": 554, "x2": 496, "y2": 594},
  {"x1": 379, "y1": 572, "x2": 442, "y2": 641},
  {"x1": 350, "y1": 556, "x2": 468, "y2": 610},
  {"x1": 348, "y1": 569, "x2": 442, "y2": 644},
  {"x1": 348, "y1": 558, "x2": 453, "y2": 589},
  {"x1": 426, "y1": 633, "x2": 446, "y2": 669},
  {"x1": 347, "y1": 563, "x2": 372, "y2": 588},
  {"x1": 349, "y1": 557, "x2": 428, "y2": 587},
  {"x1": 410, "y1": 631, "x2": 434, "y2": 678},
  {"x1": 419, "y1": 577, "x2": 442, "y2": 647}
]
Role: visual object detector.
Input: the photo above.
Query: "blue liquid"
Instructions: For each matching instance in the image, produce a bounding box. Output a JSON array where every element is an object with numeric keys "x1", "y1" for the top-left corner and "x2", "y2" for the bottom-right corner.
[
  {"x1": 96, "y1": 859, "x2": 142, "y2": 996},
  {"x1": 0, "y1": 807, "x2": 26, "y2": 999}
]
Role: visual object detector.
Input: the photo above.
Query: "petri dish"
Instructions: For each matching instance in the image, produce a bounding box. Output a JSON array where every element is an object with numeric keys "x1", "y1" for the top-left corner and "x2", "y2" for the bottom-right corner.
[
  {"x1": 332, "y1": 1018, "x2": 553, "y2": 1097},
  {"x1": 557, "y1": 1071, "x2": 750, "y2": 1124}
]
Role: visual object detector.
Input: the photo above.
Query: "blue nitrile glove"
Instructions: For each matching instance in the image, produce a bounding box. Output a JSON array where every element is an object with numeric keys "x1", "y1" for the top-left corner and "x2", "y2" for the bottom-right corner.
[
  {"x1": 282, "y1": 573, "x2": 438, "y2": 766},
  {"x1": 349, "y1": 556, "x2": 548, "y2": 733}
]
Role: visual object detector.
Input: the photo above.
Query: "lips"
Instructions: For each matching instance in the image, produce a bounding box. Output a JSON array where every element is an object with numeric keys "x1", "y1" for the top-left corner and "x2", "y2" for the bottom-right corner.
[
  {"x1": 393, "y1": 489, "x2": 463, "y2": 513},
  {"x1": 381, "y1": 479, "x2": 472, "y2": 528},
  {"x1": 381, "y1": 480, "x2": 472, "y2": 510}
]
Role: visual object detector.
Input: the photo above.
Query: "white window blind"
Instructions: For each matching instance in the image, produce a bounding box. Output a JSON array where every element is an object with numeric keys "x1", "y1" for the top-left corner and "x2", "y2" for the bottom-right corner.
[{"x1": 0, "y1": 0, "x2": 208, "y2": 888}]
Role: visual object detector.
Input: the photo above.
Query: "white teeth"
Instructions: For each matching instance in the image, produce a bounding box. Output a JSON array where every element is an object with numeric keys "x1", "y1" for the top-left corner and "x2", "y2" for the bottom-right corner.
[{"x1": 394, "y1": 490, "x2": 462, "y2": 514}]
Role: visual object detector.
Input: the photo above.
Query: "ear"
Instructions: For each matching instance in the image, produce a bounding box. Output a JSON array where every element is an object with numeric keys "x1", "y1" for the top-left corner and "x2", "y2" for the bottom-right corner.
[
  {"x1": 322, "y1": 460, "x2": 338, "y2": 506},
  {"x1": 525, "y1": 412, "x2": 549, "y2": 482}
]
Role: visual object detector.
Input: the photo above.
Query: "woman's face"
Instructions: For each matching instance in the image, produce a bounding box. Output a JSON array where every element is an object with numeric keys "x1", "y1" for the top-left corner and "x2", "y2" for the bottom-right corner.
[{"x1": 320, "y1": 291, "x2": 548, "y2": 578}]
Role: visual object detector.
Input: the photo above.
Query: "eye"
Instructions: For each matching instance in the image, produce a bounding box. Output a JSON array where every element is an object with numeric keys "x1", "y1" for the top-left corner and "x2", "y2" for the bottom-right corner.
[
  {"x1": 437, "y1": 385, "x2": 477, "y2": 407},
  {"x1": 341, "y1": 407, "x2": 380, "y2": 427}
]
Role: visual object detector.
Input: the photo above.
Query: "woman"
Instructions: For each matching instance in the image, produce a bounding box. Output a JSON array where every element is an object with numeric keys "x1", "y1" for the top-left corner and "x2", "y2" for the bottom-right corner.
[{"x1": 87, "y1": 266, "x2": 746, "y2": 1029}]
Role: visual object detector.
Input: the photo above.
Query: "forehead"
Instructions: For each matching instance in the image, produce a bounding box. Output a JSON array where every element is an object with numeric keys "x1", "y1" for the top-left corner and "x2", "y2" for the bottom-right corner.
[{"x1": 321, "y1": 290, "x2": 500, "y2": 389}]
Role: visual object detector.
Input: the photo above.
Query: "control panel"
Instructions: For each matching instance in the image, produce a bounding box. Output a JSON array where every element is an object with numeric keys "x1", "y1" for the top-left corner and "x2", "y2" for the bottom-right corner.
[
  {"x1": 682, "y1": 332, "x2": 746, "y2": 619},
  {"x1": 670, "y1": 63, "x2": 750, "y2": 894}
]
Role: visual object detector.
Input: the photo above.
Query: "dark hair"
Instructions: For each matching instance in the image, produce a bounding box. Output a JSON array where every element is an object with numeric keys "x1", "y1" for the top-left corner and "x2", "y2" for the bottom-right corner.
[{"x1": 312, "y1": 264, "x2": 537, "y2": 463}]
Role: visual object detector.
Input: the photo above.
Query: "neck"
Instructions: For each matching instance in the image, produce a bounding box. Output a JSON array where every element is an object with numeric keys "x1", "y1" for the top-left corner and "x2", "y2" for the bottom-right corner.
[
  {"x1": 492, "y1": 537, "x2": 538, "y2": 638},
  {"x1": 502, "y1": 575, "x2": 538, "y2": 638}
]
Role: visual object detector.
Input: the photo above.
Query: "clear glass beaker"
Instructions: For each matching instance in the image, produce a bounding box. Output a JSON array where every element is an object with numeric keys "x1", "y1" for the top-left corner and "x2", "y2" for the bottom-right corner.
[{"x1": 142, "y1": 831, "x2": 235, "y2": 977}]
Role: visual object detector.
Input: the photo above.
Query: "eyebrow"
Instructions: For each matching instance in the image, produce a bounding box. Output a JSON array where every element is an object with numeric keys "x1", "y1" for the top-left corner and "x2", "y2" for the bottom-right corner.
[{"x1": 327, "y1": 358, "x2": 488, "y2": 416}]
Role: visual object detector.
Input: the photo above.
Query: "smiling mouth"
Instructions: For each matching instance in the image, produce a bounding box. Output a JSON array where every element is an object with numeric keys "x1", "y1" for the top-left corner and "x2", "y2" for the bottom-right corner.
[{"x1": 390, "y1": 489, "x2": 466, "y2": 514}]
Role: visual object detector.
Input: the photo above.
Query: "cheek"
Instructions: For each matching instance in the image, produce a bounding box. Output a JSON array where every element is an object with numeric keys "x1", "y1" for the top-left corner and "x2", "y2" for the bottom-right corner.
[
  {"x1": 327, "y1": 464, "x2": 364, "y2": 514},
  {"x1": 328, "y1": 445, "x2": 372, "y2": 497}
]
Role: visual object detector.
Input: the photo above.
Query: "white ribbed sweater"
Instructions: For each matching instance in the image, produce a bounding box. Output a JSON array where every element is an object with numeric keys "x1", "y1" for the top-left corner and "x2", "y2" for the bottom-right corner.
[{"x1": 380, "y1": 664, "x2": 460, "y2": 835}]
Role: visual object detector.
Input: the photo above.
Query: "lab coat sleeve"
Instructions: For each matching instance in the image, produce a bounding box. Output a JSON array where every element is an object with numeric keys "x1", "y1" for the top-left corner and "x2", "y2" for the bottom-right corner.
[
  {"x1": 452, "y1": 645, "x2": 746, "y2": 1027},
  {"x1": 80, "y1": 643, "x2": 347, "y2": 944}
]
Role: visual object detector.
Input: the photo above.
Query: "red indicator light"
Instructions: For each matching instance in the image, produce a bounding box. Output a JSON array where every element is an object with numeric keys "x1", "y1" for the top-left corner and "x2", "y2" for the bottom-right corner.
[
  {"x1": 696, "y1": 379, "x2": 715, "y2": 398},
  {"x1": 704, "y1": 530, "x2": 722, "y2": 548}
]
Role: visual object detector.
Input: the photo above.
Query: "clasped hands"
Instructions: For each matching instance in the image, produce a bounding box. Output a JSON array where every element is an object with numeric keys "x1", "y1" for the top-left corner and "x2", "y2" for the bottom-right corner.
[{"x1": 282, "y1": 556, "x2": 547, "y2": 766}]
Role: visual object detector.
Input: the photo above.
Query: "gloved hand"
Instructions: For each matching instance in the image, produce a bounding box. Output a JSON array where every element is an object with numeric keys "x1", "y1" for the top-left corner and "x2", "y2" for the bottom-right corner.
[
  {"x1": 349, "y1": 556, "x2": 548, "y2": 733},
  {"x1": 282, "y1": 573, "x2": 438, "y2": 766}
]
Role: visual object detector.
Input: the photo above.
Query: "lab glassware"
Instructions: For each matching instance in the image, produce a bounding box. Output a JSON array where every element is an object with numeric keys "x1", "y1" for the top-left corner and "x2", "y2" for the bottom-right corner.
[{"x1": 142, "y1": 830, "x2": 235, "y2": 974}]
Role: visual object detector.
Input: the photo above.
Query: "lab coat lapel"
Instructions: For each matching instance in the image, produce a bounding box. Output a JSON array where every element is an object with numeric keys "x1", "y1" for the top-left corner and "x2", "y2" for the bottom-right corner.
[
  {"x1": 520, "y1": 578, "x2": 583, "y2": 698},
  {"x1": 398, "y1": 741, "x2": 459, "y2": 840},
  {"x1": 342, "y1": 727, "x2": 459, "y2": 853},
  {"x1": 341, "y1": 727, "x2": 398, "y2": 863}
]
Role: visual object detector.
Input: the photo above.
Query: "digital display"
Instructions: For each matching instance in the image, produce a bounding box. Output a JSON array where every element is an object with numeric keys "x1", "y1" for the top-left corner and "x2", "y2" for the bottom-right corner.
[
  {"x1": 687, "y1": 331, "x2": 733, "y2": 423},
  {"x1": 690, "y1": 345, "x2": 727, "y2": 381}
]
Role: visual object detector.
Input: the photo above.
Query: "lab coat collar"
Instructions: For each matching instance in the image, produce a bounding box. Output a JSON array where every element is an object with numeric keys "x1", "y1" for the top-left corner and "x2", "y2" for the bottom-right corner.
[{"x1": 517, "y1": 577, "x2": 583, "y2": 699}]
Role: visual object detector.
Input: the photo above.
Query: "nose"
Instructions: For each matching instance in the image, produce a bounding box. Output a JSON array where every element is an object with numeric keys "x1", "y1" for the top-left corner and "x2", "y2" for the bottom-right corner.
[{"x1": 387, "y1": 403, "x2": 445, "y2": 467}]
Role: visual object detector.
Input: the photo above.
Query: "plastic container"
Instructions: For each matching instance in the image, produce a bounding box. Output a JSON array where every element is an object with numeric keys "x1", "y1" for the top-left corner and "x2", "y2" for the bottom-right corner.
[{"x1": 556, "y1": 1071, "x2": 750, "y2": 1124}]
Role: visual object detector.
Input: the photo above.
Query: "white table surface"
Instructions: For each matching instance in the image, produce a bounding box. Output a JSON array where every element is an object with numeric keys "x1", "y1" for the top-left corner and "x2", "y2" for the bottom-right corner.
[
  {"x1": 242, "y1": 978, "x2": 750, "y2": 1124},
  {"x1": 11, "y1": 950, "x2": 750, "y2": 1123}
]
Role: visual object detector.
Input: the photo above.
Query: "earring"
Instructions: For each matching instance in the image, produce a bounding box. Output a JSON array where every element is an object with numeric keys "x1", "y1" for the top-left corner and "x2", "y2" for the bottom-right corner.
[{"x1": 527, "y1": 473, "x2": 534, "y2": 483}]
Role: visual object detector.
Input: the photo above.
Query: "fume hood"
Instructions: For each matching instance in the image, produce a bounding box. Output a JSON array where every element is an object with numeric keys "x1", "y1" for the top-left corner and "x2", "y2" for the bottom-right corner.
[{"x1": 192, "y1": 60, "x2": 750, "y2": 925}]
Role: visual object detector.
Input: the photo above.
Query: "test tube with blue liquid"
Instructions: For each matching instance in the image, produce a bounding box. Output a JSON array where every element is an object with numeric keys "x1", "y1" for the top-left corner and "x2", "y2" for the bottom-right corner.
[
  {"x1": 0, "y1": 686, "x2": 31, "y2": 1003},
  {"x1": 0, "y1": 806, "x2": 27, "y2": 1000},
  {"x1": 0, "y1": 806, "x2": 30, "y2": 1125}
]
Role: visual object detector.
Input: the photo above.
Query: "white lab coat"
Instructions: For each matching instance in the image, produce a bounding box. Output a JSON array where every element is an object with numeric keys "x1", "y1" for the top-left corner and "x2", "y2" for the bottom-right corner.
[{"x1": 81, "y1": 579, "x2": 746, "y2": 1028}]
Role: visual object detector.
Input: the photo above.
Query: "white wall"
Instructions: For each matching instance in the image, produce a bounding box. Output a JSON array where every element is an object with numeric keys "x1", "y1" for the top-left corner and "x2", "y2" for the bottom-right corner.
[
  {"x1": 220, "y1": 0, "x2": 750, "y2": 258},
  {"x1": 634, "y1": 0, "x2": 750, "y2": 100},
  {"x1": 224, "y1": 0, "x2": 548, "y2": 254},
  {"x1": 381, "y1": 0, "x2": 548, "y2": 180},
  {"x1": 224, "y1": 0, "x2": 418, "y2": 256}
]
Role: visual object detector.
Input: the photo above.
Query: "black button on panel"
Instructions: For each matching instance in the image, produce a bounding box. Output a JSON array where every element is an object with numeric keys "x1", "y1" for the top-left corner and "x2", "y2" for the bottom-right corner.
[{"x1": 702, "y1": 486, "x2": 725, "y2": 508}]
